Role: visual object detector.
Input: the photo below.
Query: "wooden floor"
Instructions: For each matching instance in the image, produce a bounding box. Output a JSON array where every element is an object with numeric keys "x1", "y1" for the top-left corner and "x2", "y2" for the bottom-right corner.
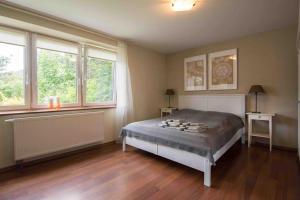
[{"x1": 0, "y1": 142, "x2": 299, "y2": 200}]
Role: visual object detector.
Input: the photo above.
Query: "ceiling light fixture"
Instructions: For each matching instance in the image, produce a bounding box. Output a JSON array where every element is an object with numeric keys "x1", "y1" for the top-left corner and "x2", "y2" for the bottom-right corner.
[{"x1": 171, "y1": 0, "x2": 197, "y2": 11}]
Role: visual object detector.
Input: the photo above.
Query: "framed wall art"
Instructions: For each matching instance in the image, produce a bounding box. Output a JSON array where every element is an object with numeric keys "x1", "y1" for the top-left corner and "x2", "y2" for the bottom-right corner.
[
  {"x1": 208, "y1": 48, "x2": 238, "y2": 90},
  {"x1": 184, "y1": 54, "x2": 207, "y2": 91}
]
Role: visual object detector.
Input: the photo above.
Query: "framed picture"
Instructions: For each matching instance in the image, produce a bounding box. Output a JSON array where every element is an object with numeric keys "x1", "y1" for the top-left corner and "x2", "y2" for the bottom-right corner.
[
  {"x1": 208, "y1": 48, "x2": 238, "y2": 90},
  {"x1": 184, "y1": 55, "x2": 207, "y2": 91}
]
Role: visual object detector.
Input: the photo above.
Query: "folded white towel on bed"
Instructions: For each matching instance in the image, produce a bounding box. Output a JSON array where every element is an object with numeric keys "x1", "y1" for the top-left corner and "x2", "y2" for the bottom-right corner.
[
  {"x1": 168, "y1": 122, "x2": 180, "y2": 126},
  {"x1": 159, "y1": 119, "x2": 208, "y2": 133},
  {"x1": 187, "y1": 126, "x2": 200, "y2": 130},
  {"x1": 166, "y1": 119, "x2": 184, "y2": 123}
]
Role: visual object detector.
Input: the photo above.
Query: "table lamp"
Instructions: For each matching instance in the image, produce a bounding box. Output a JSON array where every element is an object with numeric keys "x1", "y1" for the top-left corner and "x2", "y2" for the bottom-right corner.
[
  {"x1": 165, "y1": 89, "x2": 175, "y2": 108},
  {"x1": 248, "y1": 85, "x2": 265, "y2": 113}
]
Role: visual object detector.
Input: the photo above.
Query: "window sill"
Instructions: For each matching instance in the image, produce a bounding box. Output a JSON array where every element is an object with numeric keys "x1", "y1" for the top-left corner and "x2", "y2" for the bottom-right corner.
[{"x1": 0, "y1": 105, "x2": 116, "y2": 116}]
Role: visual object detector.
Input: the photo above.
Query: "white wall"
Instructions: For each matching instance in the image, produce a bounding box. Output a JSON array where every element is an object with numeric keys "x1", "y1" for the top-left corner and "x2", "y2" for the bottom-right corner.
[{"x1": 128, "y1": 43, "x2": 167, "y2": 121}]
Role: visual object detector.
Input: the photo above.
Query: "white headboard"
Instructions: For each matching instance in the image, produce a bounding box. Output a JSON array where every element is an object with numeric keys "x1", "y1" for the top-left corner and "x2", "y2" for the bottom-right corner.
[{"x1": 178, "y1": 94, "x2": 245, "y2": 118}]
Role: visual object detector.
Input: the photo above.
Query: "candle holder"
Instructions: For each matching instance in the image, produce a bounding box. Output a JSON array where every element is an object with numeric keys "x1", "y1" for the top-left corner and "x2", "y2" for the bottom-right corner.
[
  {"x1": 48, "y1": 96, "x2": 54, "y2": 109},
  {"x1": 56, "y1": 96, "x2": 61, "y2": 110}
]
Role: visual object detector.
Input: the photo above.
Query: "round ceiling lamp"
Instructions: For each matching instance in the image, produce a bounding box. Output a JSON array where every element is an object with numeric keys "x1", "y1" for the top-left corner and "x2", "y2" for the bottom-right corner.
[{"x1": 171, "y1": 0, "x2": 197, "y2": 11}]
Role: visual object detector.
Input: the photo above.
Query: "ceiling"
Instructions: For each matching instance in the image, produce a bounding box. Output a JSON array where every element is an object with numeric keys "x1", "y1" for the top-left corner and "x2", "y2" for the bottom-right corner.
[{"x1": 5, "y1": 0, "x2": 299, "y2": 54}]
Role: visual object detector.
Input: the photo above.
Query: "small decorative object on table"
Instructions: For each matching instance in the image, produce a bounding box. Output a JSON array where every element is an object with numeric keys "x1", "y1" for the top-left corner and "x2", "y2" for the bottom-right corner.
[
  {"x1": 160, "y1": 107, "x2": 178, "y2": 117},
  {"x1": 248, "y1": 85, "x2": 265, "y2": 113},
  {"x1": 165, "y1": 89, "x2": 175, "y2": 108},
  {"x1": 246, "y1": 113, "x2": 275, "y2": 151}
]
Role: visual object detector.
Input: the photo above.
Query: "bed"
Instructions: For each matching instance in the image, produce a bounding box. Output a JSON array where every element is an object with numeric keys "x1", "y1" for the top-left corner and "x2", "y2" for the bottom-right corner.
[{"x1": 121, "y1": 94, "x2": 245, "y2": 187}]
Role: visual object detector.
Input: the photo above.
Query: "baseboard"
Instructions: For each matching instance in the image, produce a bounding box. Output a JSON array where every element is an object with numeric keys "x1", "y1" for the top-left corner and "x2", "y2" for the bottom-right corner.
[
  {"x1": 250, "y1": 141, "x2": 297, "y2": 152},
  {"x1": 0, "y1": 141, "x2": 117, "y2": 174},
  {"x1": 0, "y1": 165, "x2": 15, "y2": 174}
]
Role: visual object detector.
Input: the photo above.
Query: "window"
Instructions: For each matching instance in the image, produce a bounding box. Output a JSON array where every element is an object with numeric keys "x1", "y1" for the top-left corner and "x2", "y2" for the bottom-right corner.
[
  {"x1": 0, "y1": 25, "x2": 117, "y2": 111},
  {"x1": 84, "y1": 46, "x2": 116, "y2": 105},
  {"x1": 33, "y1": 35, "x2": 80, "y2": 107},
  {"x1": 0, "y1": 27, "x2": 28, "y2": 109}
]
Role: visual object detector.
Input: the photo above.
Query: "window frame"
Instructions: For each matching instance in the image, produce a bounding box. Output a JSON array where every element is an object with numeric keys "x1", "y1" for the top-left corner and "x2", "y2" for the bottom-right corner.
[
  {"x1": 0, "y1": 25, "x2": 117, "y2": 111},
  {"x1": 0, "y1": 28, "x2": 30, "y2": 111},
  {"x1": 82, "y1": 45, "x2": 117, "y2": 107},
  {"x1": 31, "y1": 34, "x2": 82, "y2": 109}
]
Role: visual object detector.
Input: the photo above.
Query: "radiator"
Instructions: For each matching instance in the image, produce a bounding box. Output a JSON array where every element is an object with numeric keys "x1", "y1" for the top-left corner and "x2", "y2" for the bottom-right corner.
[{"x1": 6, "y1": 111, "x2": 104, "y2": 161}]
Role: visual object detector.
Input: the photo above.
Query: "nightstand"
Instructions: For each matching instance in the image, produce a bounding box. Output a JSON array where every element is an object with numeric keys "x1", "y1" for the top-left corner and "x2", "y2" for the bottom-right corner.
[
  {"x1": 246, "y1": 113, "x2": 275, "y2": 151},
  {"x1": 160, "y1": 107, "x2": 177, "y2": 117}
]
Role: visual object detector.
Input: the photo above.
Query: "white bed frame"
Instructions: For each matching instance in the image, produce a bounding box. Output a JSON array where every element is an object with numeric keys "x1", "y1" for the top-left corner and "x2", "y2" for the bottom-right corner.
[{"x1": 123, "y1": 94, "x2": 246, "y2": 187}]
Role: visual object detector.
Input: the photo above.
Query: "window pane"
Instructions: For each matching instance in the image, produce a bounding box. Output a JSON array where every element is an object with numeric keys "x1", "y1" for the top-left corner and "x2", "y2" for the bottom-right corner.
[
  {"x1": 86, "y1": 57, "x2": 114, "y2": 103},
  {"x1": 37, "y1": 49, "x2": 77, "y2": 104},
  {"x1": 0, "y1": 43, "x2": 25, "y2": 106}
]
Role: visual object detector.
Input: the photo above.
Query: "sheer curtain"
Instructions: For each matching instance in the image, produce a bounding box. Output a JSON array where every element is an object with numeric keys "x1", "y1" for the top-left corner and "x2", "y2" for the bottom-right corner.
[{"x1": 115, "y1": 41, "x2": 134, "y2": 141}]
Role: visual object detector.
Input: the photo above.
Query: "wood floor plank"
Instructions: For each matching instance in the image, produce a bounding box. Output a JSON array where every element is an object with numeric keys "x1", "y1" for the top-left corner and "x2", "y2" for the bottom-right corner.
[{"x1": 0, "y1": 142, "x2": 299, "y2": 200}]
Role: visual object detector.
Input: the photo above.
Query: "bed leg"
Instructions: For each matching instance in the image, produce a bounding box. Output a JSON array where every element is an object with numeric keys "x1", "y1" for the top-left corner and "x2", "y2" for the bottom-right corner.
[
  {"x1": 241, "y1": 127, "x2": 246, "y2": 144},
  {"x1": 122, "y1": 137, "x2": 126, "y2": 152},
  {"x1": 204, "y1": 159, "x2": 211, "y2": 187}
]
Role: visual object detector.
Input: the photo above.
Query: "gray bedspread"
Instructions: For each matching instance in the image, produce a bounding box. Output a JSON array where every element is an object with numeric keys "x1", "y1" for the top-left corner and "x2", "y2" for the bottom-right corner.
[{"x1": 121, "y1": 109, "x2": 244, "y2": 164}]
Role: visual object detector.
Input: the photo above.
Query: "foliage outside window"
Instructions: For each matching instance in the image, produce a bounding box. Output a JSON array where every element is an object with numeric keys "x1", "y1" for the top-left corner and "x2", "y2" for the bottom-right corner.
[
  {"x1": 85, "y1": 48, "x2": 115, "y2": 104},
  {"x1": 0, "y1": 27, "x2": 28, "y2": 109},
  {"x1": 36, "y1": 49, "x2": 78, "y2": 105},
  {"x1": 0, "y1": 45, "x2": 25, "y2": 106}
]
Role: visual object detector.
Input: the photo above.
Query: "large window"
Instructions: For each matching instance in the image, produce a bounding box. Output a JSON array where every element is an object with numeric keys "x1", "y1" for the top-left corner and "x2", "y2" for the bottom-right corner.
[
  {"x1": 84, "y1": 47, "x2": 116, "y2": 105},
  {"x1": 33, "y1": 35, "x2": 80, "y2": 107},
  {"x1": 0, "y1": 27, "x2": 28, "y2": 109},
  {"x1": 0, "y1": 26, "x2": 117, "y2": 111}
]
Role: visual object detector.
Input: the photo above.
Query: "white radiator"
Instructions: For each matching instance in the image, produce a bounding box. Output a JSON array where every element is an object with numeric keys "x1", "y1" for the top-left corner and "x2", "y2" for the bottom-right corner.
[{"x1": 6, "y1": 111, "x2": 104, "y2": 161}]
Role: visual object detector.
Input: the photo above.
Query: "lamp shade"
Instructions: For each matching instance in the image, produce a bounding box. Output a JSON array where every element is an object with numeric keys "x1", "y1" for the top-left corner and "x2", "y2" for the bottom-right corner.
[
  {"x1": 248, "y1": 85, "x2": 265, "y2": 94},
  {"x1": 165, "y1": 89, "x2": 175, "y2": 95}
]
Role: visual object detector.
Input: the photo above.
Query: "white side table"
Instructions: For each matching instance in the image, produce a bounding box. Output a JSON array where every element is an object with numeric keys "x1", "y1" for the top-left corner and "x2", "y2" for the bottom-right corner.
[
  {"x1": 246, "y1": 113, "x2": 275, "y2": 151},
  {"x1": 160, "y1": 107, "x2": 178, "y2": 117}
]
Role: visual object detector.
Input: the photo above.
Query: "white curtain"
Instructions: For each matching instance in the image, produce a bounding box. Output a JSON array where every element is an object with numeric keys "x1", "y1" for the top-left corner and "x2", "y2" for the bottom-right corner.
[{"x1": 115, "y1": 41, "x2": 134, "y2": 141}]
